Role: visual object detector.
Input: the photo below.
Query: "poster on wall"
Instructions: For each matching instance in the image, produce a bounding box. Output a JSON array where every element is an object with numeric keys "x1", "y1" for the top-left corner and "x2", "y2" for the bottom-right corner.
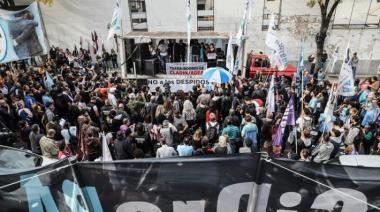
[
  {"x1": 0, "y1": 2, "x2": 49, "y2": 64},
  {"x1": 166, "y1": 62, "x2": 207, "y2": 77}
]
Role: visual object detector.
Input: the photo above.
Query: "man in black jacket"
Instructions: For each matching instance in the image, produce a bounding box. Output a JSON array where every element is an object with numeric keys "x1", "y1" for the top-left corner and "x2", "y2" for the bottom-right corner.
[{"x1": 113, "y1": 130, "x2": 134, "y2": 160}]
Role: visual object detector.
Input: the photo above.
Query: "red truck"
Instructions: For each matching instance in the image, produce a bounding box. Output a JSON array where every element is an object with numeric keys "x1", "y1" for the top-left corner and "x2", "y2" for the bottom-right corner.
[{"x1": 245, "y1": 53, "x2": 296, "y2": 78}]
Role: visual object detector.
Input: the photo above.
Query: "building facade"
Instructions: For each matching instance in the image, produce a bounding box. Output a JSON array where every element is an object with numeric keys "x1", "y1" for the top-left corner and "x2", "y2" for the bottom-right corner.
[
  {"x1": 123, "y1": 0, "x2": 380, "y2": 73},
  {"x1": 11, "y1": 0, "x2": 376, "y2": 75}
]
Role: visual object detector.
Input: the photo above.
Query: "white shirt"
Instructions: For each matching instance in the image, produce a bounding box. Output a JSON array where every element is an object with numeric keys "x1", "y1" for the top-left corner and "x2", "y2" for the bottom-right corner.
[
  {"x1": 61, "y1": 126, "x2": 77, "y2": 144},
  {"x1": 108, "y1": 92, "x2": 118, "y2": 108},
  {"x1": 156, "y1": 145, "x2": 177, "y2": 158}
]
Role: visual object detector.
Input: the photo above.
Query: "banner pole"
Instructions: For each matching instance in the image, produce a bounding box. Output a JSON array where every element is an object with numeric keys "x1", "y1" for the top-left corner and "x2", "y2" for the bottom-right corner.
[
  {"x1": 294, "y1": 127, "x2": 298, "y2": 154},
  {"x1": 300, "y1": 69, "x2": 304, "y2": 137}
]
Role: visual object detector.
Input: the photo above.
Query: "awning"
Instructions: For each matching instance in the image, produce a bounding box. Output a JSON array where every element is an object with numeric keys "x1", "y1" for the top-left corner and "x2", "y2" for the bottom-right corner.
[{"x1": 123, "y1": 31, "x2": 233, "y2": 39}]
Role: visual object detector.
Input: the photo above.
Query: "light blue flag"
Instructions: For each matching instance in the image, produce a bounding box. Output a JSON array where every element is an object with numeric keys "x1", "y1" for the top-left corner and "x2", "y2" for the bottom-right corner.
[
  {"x1": 338, "y1": 43, "x2": 355, "y2": 96},
  {"x1": 295, "y1": 43, "x2": 304, "y2": 97},
  {"x1": 107, "y1": 0, "x2": 121, "y2": 40},
  {"x1": 45, "y1": 71, "x2": 54, "y2": 91}
]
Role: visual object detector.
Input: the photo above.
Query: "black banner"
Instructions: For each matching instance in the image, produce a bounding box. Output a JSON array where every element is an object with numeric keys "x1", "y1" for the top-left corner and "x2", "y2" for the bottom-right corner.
[{"x1": 0, "y1": 154, "x2": 379, "y2": 212}]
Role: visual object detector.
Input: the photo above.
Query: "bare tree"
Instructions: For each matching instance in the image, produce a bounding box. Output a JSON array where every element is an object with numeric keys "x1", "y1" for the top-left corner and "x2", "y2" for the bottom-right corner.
[
  {"x1": 307, "y1": 0, "x2": 341, "y2": 67},
  {"x1": 0, "y1": 0, "x2": 15, "y2": 9}
]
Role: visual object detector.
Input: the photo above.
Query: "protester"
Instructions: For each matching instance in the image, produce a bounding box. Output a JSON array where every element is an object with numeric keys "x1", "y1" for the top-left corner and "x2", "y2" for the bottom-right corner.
[
  {"x1": 194, "y1": 136, "x2": 214, "y2": 155},
  {"x1": 214, "y1": 135, "x2": 232, "y2": 154},
  {"x1": 114, "y1": 130, "x2": 134, "y2": 160},
  {"x1": 156, "y1": 138, "x2": 177, "y2": 158},
  {"x1": 29, "y1": 124, "x2": 43, "y2": 155},
  {"x1": 39, "y1": 129, "x2": 59, "y2": 158},
  {"x1": 241, "y1": 115, "x2": 258, "y2": 152},
  {"x1": 222, "y1": 117, "x2": 240, "y2": 153},
  {"x1": 351, "y1": 52, "x2": 359, "y2": 78},
  {"x1": 177, "y1": 136, "x2": 193, "y2": 156},
  {"x1": 0, "y1": 45, "x2": 378, "y2": 164},
  {"x1": 311, "y1": 135, "x2": 334, "y2": 163}
]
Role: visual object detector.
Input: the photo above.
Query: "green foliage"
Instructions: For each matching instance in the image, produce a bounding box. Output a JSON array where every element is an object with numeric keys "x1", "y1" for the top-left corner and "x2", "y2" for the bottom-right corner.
[
  {"x1": 38, "y1": 0, "x2": 54, "y2": 6},
  {"x1": 306, "y1": 0, "x2": 317, "y2": 7}
]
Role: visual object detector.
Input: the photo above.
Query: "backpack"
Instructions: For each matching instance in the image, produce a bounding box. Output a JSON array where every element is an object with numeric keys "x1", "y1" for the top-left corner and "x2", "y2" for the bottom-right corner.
[
  {"x1": 353, "y1": 126, "x2": 364, "y2": 144},
  {"x1": 68, "y1": 128, "x2": 78, "y2": 145},
  {"x1": 206, "y1": 123, "x2": 218, "y2": 143},
  {"x1": 196, "y1": 107, "x2": 207, "y2": 120},
  {"x1": 41, "y1": 113, "x2": 48, "y2": 127}
]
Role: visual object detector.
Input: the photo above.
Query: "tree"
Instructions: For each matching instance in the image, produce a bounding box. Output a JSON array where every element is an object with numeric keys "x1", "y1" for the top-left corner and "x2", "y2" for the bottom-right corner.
[
  {"x1": 307, "y1": 0, "x2": 341, "y2": 67},
  {"x1": 38, "y1": 0, "x2": 54, "y2": 6},
  {"x1": 0, "y1": 0, "x2": 15, "y2": 9}
]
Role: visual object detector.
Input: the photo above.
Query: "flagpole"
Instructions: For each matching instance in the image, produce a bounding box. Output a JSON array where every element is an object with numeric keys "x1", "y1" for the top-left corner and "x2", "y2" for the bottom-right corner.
[
  {"x1": 186, "y1": 0, "x2": 191, "y2": 63},
  {"x1": 294, "y1": 127, "x2": 298, "y2": 154},
  {"x1": 300, "y1": 67, "x2": 304, "y2": 136}
]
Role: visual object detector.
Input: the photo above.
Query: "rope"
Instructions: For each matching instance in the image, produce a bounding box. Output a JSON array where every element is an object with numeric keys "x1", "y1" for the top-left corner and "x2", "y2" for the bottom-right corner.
[
  {"x1": 0, "y1": 159, "x2": 77, "y2": 190},
  {"x1": 1, "y1": 156, "x2": 379, "y2": 211},
  {"x1": 265, "y1": 158, "x2": 380, "y2": 211}
]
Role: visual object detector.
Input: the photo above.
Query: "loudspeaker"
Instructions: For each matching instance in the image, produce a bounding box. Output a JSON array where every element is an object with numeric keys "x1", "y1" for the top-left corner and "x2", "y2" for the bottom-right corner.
[
  {"x1": 217, "y1": 59, "x2": 226, "y2": 69},
  {"x1": 207, "y1": 61, "x2": 217, "y2": 68},
  {"x1": 144, "y1": 58, "x2": 159, "y2": 76},
  {"x1": 124, "y1": 39, "x2": 135, "y2": 70},
  {"x1": 134, "y1": 59, "x2": 144, "y2": 75},
  {"x1": 134, "y1": 43, "x2": 150, "y2": 60}
]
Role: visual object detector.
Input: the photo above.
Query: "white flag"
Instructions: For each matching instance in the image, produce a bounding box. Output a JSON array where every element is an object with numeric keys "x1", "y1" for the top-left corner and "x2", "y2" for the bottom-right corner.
[
  {"x1": 226, "y1": 33, "x2": 235, "y2": 72},
  {"x1": 265, "y1": 14, "x2": 287, "y2": 70},
  {"x1": 236, "y1": 0, "x2": 249, "y2": 46},
  {"x1": 266, "y1": 76, "x2": 275, "y2": 116},
  {"x1": 233, "y1": 0, "x2": 250, "y2": 74},
  {"x1": 338, "y1": 43, "x2": 355, "y2": 96},
  {"x1": 247, "y1": 0, "x2": 252, "y2": 20},
  {"x1": 107, "y1": 0, "x2": 121, "y2": 40},
  {"x1": 102, "y1": 132, "x2": 113, "y2": 161},
  {"x1": 323, "y1": 87, "x2": 337, "y2": 131}
]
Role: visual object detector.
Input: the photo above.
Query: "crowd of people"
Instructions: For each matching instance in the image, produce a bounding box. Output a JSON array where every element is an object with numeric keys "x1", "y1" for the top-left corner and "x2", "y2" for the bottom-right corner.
[
  {"x1": 149, "y1": 39, "x2": 225, "y2": 70},
  {"x1": 0, "y1": 45, "x2": 379, "y2": 163}
]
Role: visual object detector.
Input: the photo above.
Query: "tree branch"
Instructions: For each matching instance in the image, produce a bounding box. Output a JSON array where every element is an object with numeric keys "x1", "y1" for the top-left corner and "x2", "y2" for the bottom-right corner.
[
  {"x1": 326, "y1": 0, "x2": 340, "y2": 22},
  {"x1": 325, "y1": 0, "x2": 330, "y2": 8}
]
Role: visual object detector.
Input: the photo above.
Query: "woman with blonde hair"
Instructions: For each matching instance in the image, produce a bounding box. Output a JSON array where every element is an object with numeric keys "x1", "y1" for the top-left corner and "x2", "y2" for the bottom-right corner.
[
  {"x1": 214, "y1": 135, "x2": 232, "y2": 154},
  {"x1": 155, "y1": 105, "x2": 166, "y2": 124},
  {"x1": 192, "y1": 128, "x2": 203, "y2": 149},
  {"x1": 182, "y1": 100, "x2": 196, "y2": 127}
]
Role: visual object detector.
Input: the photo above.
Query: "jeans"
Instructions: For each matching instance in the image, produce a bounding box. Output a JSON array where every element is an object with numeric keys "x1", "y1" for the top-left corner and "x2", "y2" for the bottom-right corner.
[
  {"x1": 112, "y1": 59, "x2": 118, "y2": 69},
  {"x1": 102, "y1": 61, "x2": 108, "y2": 71},
  {"x1": 352, "y1": 66, "x2": 357, "y2": 78},
  {"x1": 159, "y1": 55, "x2": 167, "y2": 70},
  {"x1": 192, "y1": 55, "x2": 199, "y2": 62}
]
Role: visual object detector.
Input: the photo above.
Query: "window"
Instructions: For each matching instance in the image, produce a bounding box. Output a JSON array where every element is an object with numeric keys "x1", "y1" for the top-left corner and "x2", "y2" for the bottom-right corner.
[
  {"x1": 332, "y1": 0, "x2": 380, "y2": 29},
  {"x1": 197, "y1": 0, "x2": 214, "y2": 31},
  {"x1": 129, "y1": 0, "x2": 148, "y2": 31},
  {"x1": 262, "y1": 0, "x2": 282, "y2": 30}
]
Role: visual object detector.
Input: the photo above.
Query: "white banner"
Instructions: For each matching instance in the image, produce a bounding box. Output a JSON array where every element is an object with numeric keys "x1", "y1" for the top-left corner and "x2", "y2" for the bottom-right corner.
[
  {"x1": 338, "y1": 44, "x2": 355, "y2": 96},
  {"x1": 226, "y1": 33, "x2": 235, "y2": 72},
  {"x1": 166, "y1": 62, "x2": 207, "y2": 76},
  {"x1": 107, "y1": 0, "x2": 121, "y2": 40},
  {"x1": 265, "y1": 14, "x2": 288, "y2": 70},
  {"x1": 147, "y1": 78, "x2": 213, "y2": 93},
  {"x1": 323, "y1": 87, "x2": 337, "y2": 131}
]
